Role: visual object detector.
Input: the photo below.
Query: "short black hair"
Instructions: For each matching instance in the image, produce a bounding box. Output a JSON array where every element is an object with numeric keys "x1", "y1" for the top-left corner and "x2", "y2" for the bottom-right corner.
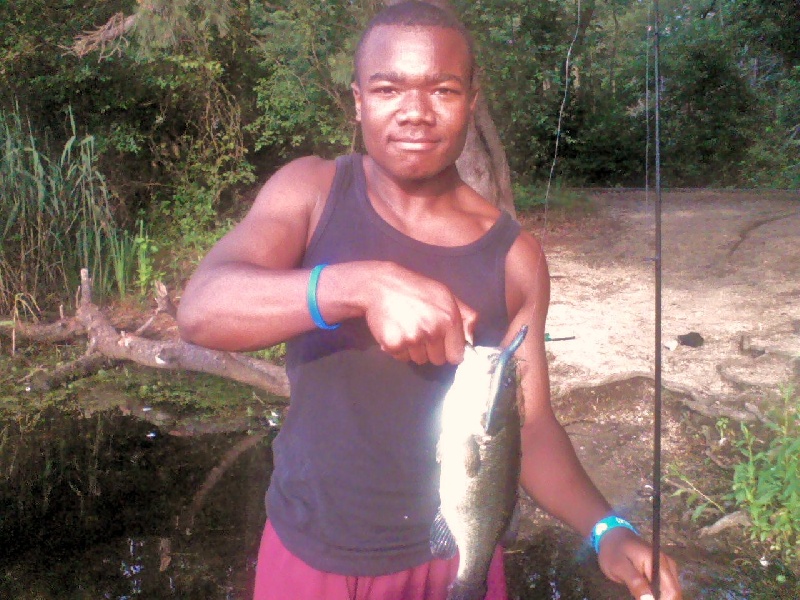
[{"x1": 353, "y1": 1, "x2": 475, "y2": 84}]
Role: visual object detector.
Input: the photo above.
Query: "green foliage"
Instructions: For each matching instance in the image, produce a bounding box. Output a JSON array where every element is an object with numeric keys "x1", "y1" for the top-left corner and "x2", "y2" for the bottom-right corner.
[
  {"x1": 668, "y1": 463, "x2": 727, "y2": 523},
  {"x1": 108, "y1": 227, "x2": 137, "y2": 299},
  {"x1": 659, "y1": 20, "x2": 759, "y2": 186},
  {"x1": 458, "y1": 0, "x2": 574, "y2": 183},
  {"x1": 133, "y1": 0, "x2": 234, "y2": 56},
  {"x1": 741, "y1": 65, "x2": 800, "y2": 189},
  {"x1": 0, "y1": 106, "x2": 133, "y2": 312},
  {"x1": 733, "y1": 386, "x2": 800, "y2": 565},
  {"x1": 133, "y1": 220, "x2": 162, "y2": 297},
  {"x1": 127, "y1": 3, "x2": 256, "y2": 262},
  {"x1": 249, "y1": 0, "x2": 363, "y2": 157}
]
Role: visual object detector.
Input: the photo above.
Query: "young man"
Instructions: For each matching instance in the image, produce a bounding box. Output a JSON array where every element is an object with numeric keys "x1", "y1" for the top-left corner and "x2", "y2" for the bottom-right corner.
[{"x1": 177, "y1": 2, "x2": 682, "y2": 599}]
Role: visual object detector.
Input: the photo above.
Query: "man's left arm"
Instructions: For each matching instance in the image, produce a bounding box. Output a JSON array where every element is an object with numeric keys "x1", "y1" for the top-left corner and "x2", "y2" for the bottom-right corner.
[{"x1": 503, "y1": 231, "x2": 682, "y2": 600}]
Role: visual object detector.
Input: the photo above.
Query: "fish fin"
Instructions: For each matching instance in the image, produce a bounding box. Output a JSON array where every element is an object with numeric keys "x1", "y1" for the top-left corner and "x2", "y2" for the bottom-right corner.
[
  {"x1": 464, "y1": 435, "x2": 481, "y2": 477},
  {"x1": 430, "y1": 509, "x2": 458, "y2": 559},
  {"x1": 499, "y1": 502, "x2": 521, "y2": 547}
]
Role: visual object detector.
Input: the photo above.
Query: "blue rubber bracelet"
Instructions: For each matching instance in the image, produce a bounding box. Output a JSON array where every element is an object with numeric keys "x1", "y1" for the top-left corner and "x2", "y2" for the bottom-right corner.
[
  {"x1": 590, "y1": 516, "x2": 639, "y2": 554},
  {"x1": 307, "y1": 264, "x2": 340, "y2": 331}
]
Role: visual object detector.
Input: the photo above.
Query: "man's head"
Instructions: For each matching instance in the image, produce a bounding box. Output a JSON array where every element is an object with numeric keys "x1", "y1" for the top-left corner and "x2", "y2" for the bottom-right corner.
[
  {"x1": 351, "y1": 2, "x2": 478, "y2": 183},
  {"x1": 353, "y1": 1, "x2": 475, "y2": 87}
]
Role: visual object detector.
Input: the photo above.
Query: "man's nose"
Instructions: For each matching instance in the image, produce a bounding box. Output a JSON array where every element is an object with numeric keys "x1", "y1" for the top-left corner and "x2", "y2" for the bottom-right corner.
[{"x1": 397, "y1": 90, "x2": 434, "y2": 124}]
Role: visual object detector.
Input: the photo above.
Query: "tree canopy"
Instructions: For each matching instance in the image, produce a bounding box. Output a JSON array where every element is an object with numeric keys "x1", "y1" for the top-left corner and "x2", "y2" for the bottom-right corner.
[{"x1": 1, "y1": 0, "x2": 798, "y2": 310}]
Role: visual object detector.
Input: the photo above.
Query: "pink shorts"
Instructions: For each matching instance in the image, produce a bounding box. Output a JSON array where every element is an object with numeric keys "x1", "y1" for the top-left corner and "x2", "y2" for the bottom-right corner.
[{"x1": 253, "y1": 521, "x2": 508, "y2": 600}]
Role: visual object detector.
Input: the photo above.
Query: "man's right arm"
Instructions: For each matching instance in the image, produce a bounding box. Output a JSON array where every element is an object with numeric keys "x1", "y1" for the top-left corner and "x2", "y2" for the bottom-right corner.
[
  {"x1": 176, "y1": 156, "x2": 338, "y2": 351},
  {"x1": 176, "y1": 156, "x2": 475, "y2": 362}
]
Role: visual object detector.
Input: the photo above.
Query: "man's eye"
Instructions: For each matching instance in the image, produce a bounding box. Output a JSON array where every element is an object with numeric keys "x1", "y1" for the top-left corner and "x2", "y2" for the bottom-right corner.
[{"x1": 434, "y1": 88, "x2": 459, "y2": 96}]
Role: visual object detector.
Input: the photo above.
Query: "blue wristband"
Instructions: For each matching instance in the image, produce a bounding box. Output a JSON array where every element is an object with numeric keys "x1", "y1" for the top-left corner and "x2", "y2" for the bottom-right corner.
[
  {"x1": 307, "y1": 264, "x2": 340, "y2": 331},
  {"x1": 590, "y1": 516, "x2": 639, "y2": 554}
]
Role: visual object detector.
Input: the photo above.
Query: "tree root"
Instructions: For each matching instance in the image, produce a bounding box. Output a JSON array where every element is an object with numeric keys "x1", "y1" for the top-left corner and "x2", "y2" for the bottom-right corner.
[{"x1": 699, "y1": 511, "x2": 751, "y2": 538}]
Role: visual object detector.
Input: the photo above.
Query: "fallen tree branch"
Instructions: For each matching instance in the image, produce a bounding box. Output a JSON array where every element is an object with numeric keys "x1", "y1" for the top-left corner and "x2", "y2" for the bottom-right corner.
[
  {"x1": 4, "y1": 270, "x2": 290, "y2": 398},
  {"x1": 0, "y1": 317, "x2": 85, "y2": 344},
  {"x1": 75, "y1": 270, "x2": 290, "y2": 397}
]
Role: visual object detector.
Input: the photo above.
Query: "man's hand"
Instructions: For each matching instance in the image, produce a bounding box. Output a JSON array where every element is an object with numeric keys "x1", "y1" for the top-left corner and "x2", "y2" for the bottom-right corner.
[
  {"x1": 597, "y1": 528, "x2": 682, "y2": 600},
  {"x1": 359, "y1": 262, "x2": 477, "y2": 365}
]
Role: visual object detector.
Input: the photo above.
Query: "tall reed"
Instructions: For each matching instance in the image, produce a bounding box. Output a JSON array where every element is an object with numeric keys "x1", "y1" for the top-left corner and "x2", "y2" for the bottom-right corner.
[{"x1": 0, "y1": 106, "x2": 133, "y2": 314}]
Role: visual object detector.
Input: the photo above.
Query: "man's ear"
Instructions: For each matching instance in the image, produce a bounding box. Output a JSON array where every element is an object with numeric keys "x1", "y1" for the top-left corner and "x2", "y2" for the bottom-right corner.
[{"x1": 351, "y1": 82, "x2": 362, "y2": 122}]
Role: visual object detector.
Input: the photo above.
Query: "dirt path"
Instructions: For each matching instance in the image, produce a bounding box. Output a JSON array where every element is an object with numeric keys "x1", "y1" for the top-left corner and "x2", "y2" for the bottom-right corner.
[{"x1": 537, "y1": 190, "x2": 800, "y2": 417}]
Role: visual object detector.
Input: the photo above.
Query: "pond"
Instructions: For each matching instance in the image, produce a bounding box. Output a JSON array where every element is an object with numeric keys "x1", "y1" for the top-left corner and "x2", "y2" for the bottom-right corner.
[{"x1": 0, "y1": 376, "x2": 797, "y2": 599}]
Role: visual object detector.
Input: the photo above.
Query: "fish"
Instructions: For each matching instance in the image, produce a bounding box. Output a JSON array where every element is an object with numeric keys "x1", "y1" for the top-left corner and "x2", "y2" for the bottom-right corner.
[{"x1": 431, "y1": 326, "x2": 528, "y2": 600}]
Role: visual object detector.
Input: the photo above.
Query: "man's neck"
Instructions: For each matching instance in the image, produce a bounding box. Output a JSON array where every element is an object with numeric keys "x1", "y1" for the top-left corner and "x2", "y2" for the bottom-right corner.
[{"x1": 364, "y1": 157, "x2": 463, "y2": 212}]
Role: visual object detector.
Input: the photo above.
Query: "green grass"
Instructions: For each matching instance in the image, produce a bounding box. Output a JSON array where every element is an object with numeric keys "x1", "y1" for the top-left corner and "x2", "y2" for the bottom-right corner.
[
  {"x1": 513, "y1": 182, "x2": 593, "y2": 215},
  {"x1": 0, "y1": 106, "x2": 135, "y2": 314}
]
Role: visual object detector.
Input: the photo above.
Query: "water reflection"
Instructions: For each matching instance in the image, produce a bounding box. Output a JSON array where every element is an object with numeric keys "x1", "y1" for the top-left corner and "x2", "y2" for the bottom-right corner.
[
  {"x1": 0, "y1": 408, "x2": 271, "y2": 599},
  {"x1": 0, "y1": 409, "x2": 797, "y2": 599}
]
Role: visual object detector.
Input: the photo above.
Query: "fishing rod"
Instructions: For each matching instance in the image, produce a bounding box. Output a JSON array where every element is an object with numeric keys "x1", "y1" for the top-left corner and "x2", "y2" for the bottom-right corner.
[{"x1": 650, "y1": 0, "x2": 664, "y2": 596}]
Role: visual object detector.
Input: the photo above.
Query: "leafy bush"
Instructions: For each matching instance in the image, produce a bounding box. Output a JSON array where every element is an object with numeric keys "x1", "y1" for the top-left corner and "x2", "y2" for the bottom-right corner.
[{"x1": 733, "y1": 385, "x2": 800, "y2": 566}]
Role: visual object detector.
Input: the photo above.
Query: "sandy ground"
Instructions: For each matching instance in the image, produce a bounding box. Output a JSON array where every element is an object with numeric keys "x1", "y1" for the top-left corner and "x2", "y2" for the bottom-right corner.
[
  {"x1": 516, "y1": 190, "x2": 800, "y2": 573},
  {"x1": 537, "y1": 189, "x2": 800, "y2": 416}
]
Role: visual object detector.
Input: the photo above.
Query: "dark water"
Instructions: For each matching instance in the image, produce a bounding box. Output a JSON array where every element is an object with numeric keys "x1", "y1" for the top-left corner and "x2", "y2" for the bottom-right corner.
[
  {"x1": 0, "y1": 408, "x2": 271, "y2": 599},
  {"x1": 1, "y1": 409, "x2": 797, "y2": 599}
]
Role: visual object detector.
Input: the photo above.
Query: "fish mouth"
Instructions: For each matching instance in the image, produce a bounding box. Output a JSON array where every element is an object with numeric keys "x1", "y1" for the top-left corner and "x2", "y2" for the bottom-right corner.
[
  {"x1": 482, "y1": 325, "x2": 528, "y2": 435},
  {"x1": 501, "y1": 326, "x2": 528, "y2": 359}
]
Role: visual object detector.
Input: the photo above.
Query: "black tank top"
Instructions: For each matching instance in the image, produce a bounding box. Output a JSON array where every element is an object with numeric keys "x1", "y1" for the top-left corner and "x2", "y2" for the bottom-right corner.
[{"x1": 266, "y1": 154, "x2": 521, "y2": 576}]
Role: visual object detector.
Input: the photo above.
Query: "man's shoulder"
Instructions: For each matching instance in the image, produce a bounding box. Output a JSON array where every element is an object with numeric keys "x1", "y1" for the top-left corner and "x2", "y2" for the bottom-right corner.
[
  {"x1": 505, "y1": 227, "x2": 549, "y2": 308},
  {"x1": 252, "y1": 155, "x2": 339, "y2": 211},
  {"x1": 272, "y1": 155, "x2": 338, "y2": 188}
]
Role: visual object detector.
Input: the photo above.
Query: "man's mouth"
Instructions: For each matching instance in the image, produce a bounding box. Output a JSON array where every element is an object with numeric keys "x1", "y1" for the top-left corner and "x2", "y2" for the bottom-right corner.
[{"x1": 391, "y1": 137, "x2": 438, "y2": 150}]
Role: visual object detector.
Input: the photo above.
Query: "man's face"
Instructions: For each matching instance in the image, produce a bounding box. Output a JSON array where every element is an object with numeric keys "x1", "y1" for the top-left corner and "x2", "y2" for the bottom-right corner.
[{"x1": 352, "y1": 25, "x2": 477, "y2": 183}]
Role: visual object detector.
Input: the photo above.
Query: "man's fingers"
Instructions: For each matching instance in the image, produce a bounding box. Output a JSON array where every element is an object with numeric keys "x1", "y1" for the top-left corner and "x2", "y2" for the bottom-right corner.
[
  {"x1": 625, "y1": 571, "x2": 654, "y2": 600},
  {"x1": 606, "y1": 554, "x2": 654, "y2": 600},
  {"x1": 457, "y1": 299, "x2": 477, "y2": 346},
  {"x1": 657, "y1": 553, "x2": 683, "y2": 599},
  {"x1": 424, "y1": 341, "x2": 447, "y2": 366},
  {"x1": 407, "y1": 344, "x2": 430, "y2": 365},
  {"x1": 442, "y1": 326, "x2": 467, "y2": 364}
]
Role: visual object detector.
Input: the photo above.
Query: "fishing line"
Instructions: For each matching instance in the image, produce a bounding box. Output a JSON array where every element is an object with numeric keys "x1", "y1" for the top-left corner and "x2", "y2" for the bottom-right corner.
[
  {"x1": 649, "y1": 0, "x2": 664, "y2": 596},
  {"x1": 541, "y1": 0, "x2": 582, "y2": 244}
]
